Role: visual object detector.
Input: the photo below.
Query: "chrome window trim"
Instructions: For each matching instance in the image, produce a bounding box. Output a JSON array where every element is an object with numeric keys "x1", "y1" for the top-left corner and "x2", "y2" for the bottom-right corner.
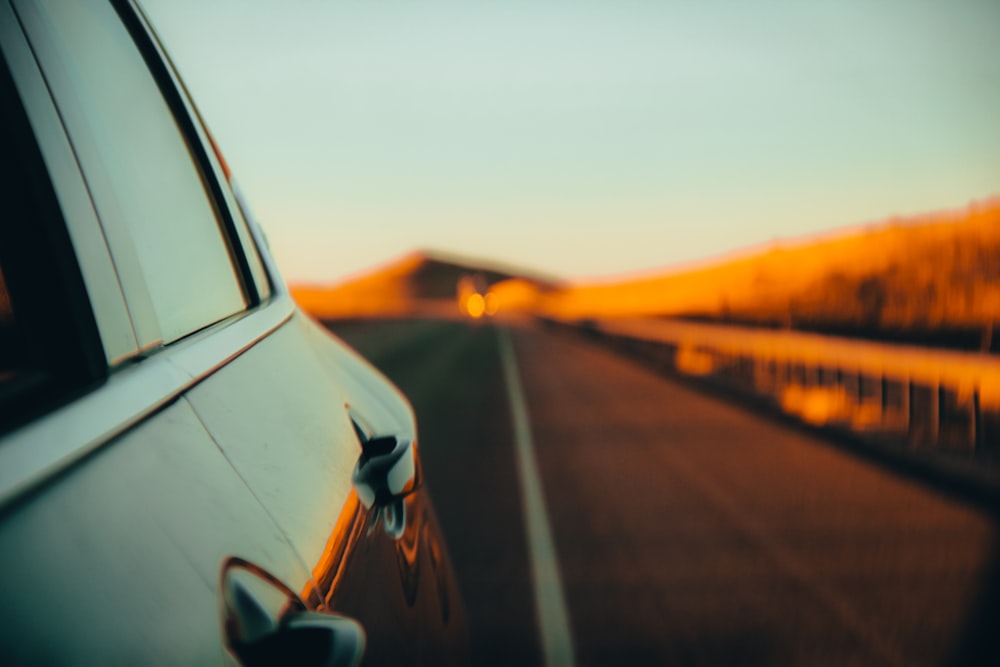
[
  {"x1": 0, "y1": 295, "x2": 296, "y2": 509},
  {"x1": 0, "y1": 3, "x2": 137, "y2": 365},
  {"x1": 165, "y1": 295, "x2": 295, "y2": 384},
  {"x1": 232, "y1": 180, "x2": 290, "y2": 299}
]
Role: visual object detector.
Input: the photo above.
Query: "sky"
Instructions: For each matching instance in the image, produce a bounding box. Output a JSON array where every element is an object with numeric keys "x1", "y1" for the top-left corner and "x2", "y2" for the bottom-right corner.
[{"x1": 140, "y1": 0, "x2": 1000, "y2": 285}]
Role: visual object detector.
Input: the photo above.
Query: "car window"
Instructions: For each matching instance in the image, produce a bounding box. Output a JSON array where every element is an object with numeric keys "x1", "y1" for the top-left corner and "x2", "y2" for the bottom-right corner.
[
  {"x1": 0, "y1": 50, "x2": 105, "y2": 430},
  {"x1": 15, "y1": 0, "x2": 247, "y2": 346},
  {"x1": 0, "y1": 266, "x2": 34, "y2": 392}
]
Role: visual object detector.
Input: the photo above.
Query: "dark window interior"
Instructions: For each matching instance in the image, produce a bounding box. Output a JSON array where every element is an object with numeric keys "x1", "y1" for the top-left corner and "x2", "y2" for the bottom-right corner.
[
  {"x1": 0, "y1": 264, "x2": 37, "y2": 386},
  {"x1": 0, "y1": 49, "x2": 105, "y2": 432}
]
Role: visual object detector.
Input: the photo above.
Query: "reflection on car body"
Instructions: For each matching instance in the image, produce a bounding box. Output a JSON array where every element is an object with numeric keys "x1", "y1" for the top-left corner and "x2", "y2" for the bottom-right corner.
[{"x1": 0, "y1": 0, "x2": 467, "y2": 664}]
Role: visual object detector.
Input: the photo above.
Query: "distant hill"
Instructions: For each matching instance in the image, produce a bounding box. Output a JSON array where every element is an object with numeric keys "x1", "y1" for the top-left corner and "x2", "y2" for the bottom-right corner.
[
  {"x1": 539, "y1": 197, "x2": 1000, "y2": 350},
  {"x1": 292, "y1": 196, "x2": 1000, "y2": 350},
  {"x1": 291, "y1": 250, "x2": 559, "y2": 319}
]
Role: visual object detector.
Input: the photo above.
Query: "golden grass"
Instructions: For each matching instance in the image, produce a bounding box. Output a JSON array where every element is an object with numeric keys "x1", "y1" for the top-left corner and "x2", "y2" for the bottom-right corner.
[
  {"x1": 539, "y1": 197, "x2": 1000, "y2": 331},
  {"x1": 290, "y1": 196, "x2": 1000, "y2": 333},
  {"x1": 291, "y1": 253, "x2": 425, "y2": 319}
]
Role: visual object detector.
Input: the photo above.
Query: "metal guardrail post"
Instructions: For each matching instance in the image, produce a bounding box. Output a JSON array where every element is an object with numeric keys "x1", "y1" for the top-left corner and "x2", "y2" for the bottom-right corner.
[
  {"x1": 972, "y1": 389, "x2": 981, "y2": 453},
  {"x1": 906, "y1": 380, "x2": 915, "y2": 443},
  {"x1": 847, "y1": 371, "x2": 860, "y2": 403},
  {"x1": 932, "y1": 383, "x2": 942, "y2": 446},
  {"x1": 973, "y1": 389, "x2": 985, "y2": 452}
]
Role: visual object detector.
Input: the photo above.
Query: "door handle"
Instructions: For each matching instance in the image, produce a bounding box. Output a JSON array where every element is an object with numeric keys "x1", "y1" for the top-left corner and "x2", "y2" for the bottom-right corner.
[
  {"x1": 351, "y1": 435, "x2": 421, "y2": 510},
  {"x1": 220, "y1": 557, "x2": 365, "y2": 667}
]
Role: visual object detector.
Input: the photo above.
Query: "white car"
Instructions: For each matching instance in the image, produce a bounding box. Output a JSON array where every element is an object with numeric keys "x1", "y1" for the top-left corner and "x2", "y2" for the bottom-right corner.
[{"x1": 0, "y1": 1, "x2": 467, "y2": 664}]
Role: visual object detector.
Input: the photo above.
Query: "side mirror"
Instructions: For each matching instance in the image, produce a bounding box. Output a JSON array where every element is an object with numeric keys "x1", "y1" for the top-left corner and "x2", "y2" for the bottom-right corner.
[
  {"x1": 220, "y1": 557, "x2": 365, "y2": 667},
  {"x1": 351, "y1": 435, "x2": 421, "y2": 510}
]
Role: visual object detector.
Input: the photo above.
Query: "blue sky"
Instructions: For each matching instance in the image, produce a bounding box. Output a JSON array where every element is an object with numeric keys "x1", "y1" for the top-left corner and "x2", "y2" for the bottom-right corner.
[{"x1": 141, "y1": 0, "x2": 1000, "y2": 284}]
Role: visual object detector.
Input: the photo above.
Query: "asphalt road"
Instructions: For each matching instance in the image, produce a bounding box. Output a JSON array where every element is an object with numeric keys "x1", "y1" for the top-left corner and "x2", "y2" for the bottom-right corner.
[{"x1": 328, "y1": 319, "x2": 999, "y2": 667}]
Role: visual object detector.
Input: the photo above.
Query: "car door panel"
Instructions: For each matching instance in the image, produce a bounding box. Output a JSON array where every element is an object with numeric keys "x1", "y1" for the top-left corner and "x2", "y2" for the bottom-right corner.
[
  {"x1": 183, "y1": 316, "x2": 363, "y2": 568},
  {"x1": 295, "y1": 316, "x2": 469, "y2": 664},
  {"x1": 186, "y1": 314, "x2": 467, "y2": 664},
  {"x1": 0, "y1": 398, "x2": 311, "y2": 664}
]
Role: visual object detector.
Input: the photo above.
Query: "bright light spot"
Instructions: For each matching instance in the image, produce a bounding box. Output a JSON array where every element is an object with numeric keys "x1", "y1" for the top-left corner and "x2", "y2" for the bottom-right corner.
[
  {"x1": 466, "y1": 293, "x2": 486, "y2": 319},
  {"x1": 485, "y1": 291, "x2": 499, "y2": 316}
]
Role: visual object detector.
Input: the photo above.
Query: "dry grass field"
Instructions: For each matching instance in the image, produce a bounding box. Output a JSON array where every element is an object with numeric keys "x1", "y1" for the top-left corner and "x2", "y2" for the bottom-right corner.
[{"x1": 292, "y1": 196, "x2": 1000, "y2": 350}]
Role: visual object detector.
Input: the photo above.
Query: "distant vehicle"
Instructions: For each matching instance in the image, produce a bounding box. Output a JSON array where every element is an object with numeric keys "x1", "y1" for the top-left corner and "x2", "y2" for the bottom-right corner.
[{"x1": 0, "y1": 0, "x2": 466, "y2": 664}]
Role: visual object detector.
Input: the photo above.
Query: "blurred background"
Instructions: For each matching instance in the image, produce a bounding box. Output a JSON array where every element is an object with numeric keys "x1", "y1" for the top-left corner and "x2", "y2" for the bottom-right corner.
[
  {"x1": 143, "y1": 0, "x2": 1000, "y2": 287},
  {"x1": 142, "y1": 1, "x2": 1000, "y2": 665}
]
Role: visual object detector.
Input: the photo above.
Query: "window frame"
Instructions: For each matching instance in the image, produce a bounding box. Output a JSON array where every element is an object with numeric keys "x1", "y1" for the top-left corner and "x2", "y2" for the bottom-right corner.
[
  {"x1": 0, "y1": 0, "x2": 297, "y2": 510},
  {"x1": 13, "y1": 0, "x2": 272, "y2": 350}
]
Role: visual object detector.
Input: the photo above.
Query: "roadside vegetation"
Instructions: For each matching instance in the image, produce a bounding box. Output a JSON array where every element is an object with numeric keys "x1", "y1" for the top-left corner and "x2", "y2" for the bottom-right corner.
[
  {"x1": 543, "y1": 197, "x2": 1000, "y2": 352},
  {"x1": 292, "y1": 196, "x2": 1000, "y2": 352}
]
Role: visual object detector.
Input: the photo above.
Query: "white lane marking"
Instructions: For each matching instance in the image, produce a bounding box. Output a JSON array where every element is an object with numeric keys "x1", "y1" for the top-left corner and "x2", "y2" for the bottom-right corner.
[{"x1": 498, "y1": 328, "x2": 577, "y2": 667}]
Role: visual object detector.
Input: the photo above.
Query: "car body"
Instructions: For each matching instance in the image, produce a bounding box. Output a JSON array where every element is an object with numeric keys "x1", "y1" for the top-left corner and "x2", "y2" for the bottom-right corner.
[{"x1": 0, "y1": 0, "x2": 466, "y2": 664}]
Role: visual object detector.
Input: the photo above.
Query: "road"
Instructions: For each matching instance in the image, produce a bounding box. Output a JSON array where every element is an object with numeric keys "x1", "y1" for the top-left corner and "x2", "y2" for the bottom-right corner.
[{"x1": 328, "y1": 319, "x2": 999, "y2": 667}]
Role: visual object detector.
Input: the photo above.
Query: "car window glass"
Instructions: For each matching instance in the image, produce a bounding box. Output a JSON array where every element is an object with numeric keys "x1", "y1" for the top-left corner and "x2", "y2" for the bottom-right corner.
[
  {"x1": 0, "y1": 56, "x2": 104, "y2": 430},
  {"x1": 0, "y1": 263, "x2": 47, "y2": 423},
  {"x1": 18, "y1": 0, "x2": 247, "y2": 345},
  {"x1": 0, "y1": 266, "x2": 30, "y2": 387}
]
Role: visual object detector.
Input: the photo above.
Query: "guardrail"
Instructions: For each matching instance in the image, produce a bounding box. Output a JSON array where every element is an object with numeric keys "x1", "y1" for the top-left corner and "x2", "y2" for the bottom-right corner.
[{"x1": 545, "y1": 317, "x2": 1000, "y2": 457}]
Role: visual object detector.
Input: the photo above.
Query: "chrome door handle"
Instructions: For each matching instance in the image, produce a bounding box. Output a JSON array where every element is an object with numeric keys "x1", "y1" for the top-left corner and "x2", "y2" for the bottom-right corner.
[{"x1": 351, "y1": 435, "x2": 421, "y2": 510}]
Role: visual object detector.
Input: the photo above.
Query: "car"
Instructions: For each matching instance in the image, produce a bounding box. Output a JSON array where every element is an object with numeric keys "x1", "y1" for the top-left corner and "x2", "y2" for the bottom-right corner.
[{"x1": 0, "y1": 0, "x2": 467, "y2": 664}]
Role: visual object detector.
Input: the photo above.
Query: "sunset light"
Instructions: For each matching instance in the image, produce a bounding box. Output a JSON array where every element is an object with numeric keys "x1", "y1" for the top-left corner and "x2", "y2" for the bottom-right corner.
[
  {"x1": 141, "y1": 0, "x2": 1000, "y2": 286},
  {"x1": 9, "y1": 2, "x2": 1000, "y2": 665},
  {"x1": 464, "y1": 293, "x2": 485, "y2": 319}
]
